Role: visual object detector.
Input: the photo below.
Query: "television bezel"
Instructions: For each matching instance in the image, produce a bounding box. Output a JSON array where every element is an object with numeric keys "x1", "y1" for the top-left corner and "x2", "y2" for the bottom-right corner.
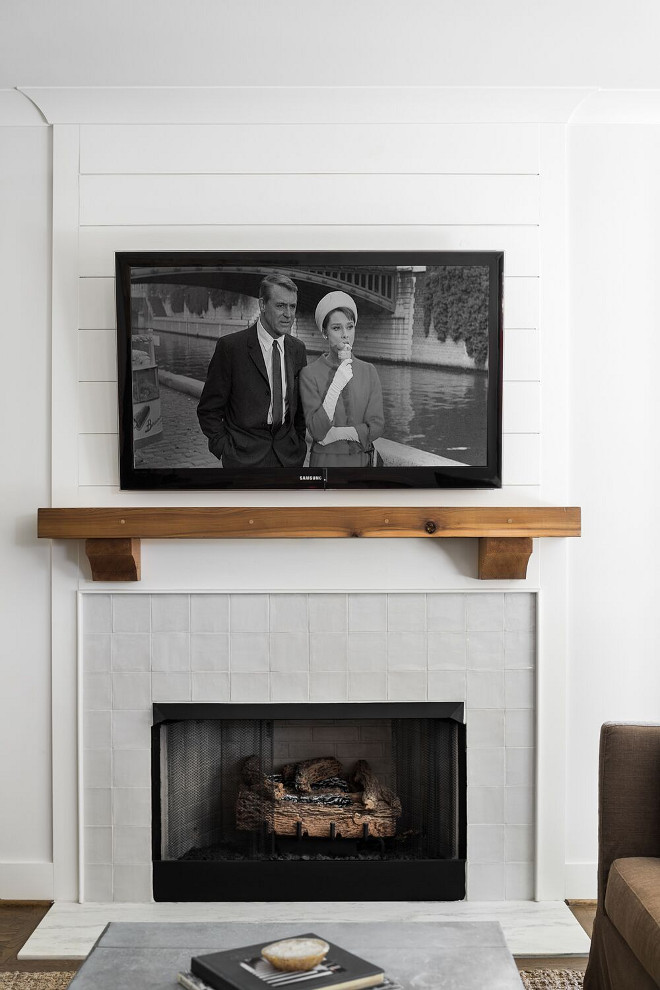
[{"x1": 116, "y1": 250, "x2": 503, "y2": 491}]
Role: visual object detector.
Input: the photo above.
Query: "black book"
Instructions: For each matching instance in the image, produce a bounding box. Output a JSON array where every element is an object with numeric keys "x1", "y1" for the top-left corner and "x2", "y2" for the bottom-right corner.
[
  {"x1": 179, "y1": 972, "x2": 404, "y2": 990},
  {"x1": 191, "y1": 933, "x2": 384, "y2": 990}
]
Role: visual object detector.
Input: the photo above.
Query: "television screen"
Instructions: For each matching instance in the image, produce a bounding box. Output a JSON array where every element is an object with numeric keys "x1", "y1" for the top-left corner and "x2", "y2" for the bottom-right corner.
[{"x1": 116, "y1": 251, "x2": 503, "y2": 490}]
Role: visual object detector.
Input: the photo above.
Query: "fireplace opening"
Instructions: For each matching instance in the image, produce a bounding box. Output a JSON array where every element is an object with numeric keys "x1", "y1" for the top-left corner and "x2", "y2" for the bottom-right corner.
[{"x1": 152, "y1": 703, "x2": 466, "y2": 901}]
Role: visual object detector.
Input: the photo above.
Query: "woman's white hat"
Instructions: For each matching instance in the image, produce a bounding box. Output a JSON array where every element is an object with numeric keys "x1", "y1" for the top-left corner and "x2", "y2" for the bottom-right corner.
[{"x1": 314, "y1": 290, "x2": 358, "y2": 332}]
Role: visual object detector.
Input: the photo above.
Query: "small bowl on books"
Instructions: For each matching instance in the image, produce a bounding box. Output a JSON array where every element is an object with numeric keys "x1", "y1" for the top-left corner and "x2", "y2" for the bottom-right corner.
[{"x1": 261, "y1": 938, "x2": 330, "y2": 972}]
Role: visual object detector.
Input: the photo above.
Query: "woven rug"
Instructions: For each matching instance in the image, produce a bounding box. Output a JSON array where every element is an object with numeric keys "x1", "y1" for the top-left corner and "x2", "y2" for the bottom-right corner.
[
  {"x1": 519, "y1": 971, "x2": 584, "y2": 989},
  {"x1": 0, "y1": 975, "x2": 75, "y2": 989},
  {"x1": 0, "y1": 971, "x2": 584, "y2": 990}
]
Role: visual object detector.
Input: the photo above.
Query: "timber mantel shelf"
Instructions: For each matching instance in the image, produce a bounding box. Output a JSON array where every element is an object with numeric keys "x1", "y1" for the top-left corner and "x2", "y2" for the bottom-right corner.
[{"x1": 37, "y1": 506, "x2": 581, "y2": 582}]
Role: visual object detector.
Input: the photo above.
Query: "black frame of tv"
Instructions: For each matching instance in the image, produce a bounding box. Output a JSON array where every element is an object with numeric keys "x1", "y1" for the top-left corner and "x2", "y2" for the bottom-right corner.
[{"x1": 116, "y1": 250, "x2": 503, "y2": 490}]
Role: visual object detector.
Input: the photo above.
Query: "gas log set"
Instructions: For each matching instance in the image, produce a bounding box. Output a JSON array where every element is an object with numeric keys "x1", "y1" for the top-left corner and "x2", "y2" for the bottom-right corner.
[{"x1": 236, "y1": 755, "x2": 402, "y2": 841}]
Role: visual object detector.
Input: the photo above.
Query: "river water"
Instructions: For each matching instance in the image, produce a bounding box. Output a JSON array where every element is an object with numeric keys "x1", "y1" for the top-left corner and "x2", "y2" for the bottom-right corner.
[{"x1": 153, "y1": 332, "x2": 487, "y2": 463}]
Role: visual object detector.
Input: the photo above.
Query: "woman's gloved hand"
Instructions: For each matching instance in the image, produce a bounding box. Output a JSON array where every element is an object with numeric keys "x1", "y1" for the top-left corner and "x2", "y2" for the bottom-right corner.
[{"x1": 332, "y1": 360, "x2": 353, "y2": 389}]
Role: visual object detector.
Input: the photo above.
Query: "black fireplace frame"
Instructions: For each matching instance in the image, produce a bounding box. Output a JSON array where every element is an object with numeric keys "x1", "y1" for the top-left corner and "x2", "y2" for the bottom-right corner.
[{"x1": 152, "y1": 702, "x2": 466, "y2": 901}]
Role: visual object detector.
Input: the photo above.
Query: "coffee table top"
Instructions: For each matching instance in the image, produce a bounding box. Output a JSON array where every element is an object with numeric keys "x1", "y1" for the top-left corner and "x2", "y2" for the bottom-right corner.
[{"x1": 68, "y1": 921, "x2": 522, "y2": 990}]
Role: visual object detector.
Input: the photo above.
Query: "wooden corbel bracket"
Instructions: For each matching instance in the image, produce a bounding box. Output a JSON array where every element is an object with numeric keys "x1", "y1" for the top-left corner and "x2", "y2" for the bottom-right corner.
[
  {"x1": 478, "y1": 537, "x2": 533, "y2": 580},
  {"x1": 38, "y1": 506, "x2": 581, "y2": 583},
  {"x1": 85, "y1": 538, "x2": 141, "y2": 582}
]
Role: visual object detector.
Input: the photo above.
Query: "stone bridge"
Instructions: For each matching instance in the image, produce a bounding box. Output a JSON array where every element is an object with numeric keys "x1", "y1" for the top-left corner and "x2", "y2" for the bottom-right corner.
[{"x1": 134, "y1": 265, "x2": 480, "y2": 370}]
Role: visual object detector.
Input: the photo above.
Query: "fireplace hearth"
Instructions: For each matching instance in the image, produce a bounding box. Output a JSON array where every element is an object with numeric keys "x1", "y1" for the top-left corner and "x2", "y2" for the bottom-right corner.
[{"x1": 152, "y1": 702, "x2": 466, "y2": 901}]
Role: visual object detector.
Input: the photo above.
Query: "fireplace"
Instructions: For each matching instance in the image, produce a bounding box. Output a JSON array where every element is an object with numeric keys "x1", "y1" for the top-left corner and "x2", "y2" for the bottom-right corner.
[
  {"x1": 152, "y1": 702, "x2": 467, "y2": 901},
  {"x1": 81, "y1": 590, "x2": 535, "y2": 903}
]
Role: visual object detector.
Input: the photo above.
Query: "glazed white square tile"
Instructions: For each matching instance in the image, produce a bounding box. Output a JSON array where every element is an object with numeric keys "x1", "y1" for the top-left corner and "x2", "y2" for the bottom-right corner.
[
  {"x1": 151, "y1": 595, "x2": 189, "y2": 632},
  {"x1": 348, "y1": 594, "x2": 387, "y2": 632},
  {"x1": 190, "y1": 634, "x2": 230, "y2": 671},
  {"x1": 310, "y1": 633, "x2": 348, "y2": 670},
  {"x1": 230, "y1": 594, "x2": 269, "y2": 632},
  {"x1": 83, "y1": 595, "x2": 112, "y2": 634},
  {"x1": 309, "y1": 594, "x2": 348, "y2": 632},
  {"x1": 190, "y1": 594, "x2": 230, "y2": 633},
  {"x1": 112, "y1": 595, "x2": 150, "y2": 633}
]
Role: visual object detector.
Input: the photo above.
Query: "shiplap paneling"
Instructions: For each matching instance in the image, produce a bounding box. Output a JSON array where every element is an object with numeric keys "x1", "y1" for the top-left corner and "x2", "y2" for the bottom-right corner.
[
  {"x1": 79, "y1": 225, "x2": 539, "y2": 277},
  {"x1": 503, "y1": 329, "x2": 540, "y2": 382},
  {"x1": 79, "y1": 329, "x2": 117, "y2": 381},
  {"x1": 79, "y1": 174, "x2": 539, "y2": 227},
  {"x1": 51, "y1": 125, "x2": 81, "y2": 506},
  {"x1": 503, "y1": 277, "x2": 539, "y2": 329},
  {"x1": 501, "y1": 434, "x2": 540, "y2": 486},
  {"x1": 65, "y1": 485, "x2": 545, "y2": 508},
  {"x1": 502, "y1": 382, "x2": 541, "y2": 433},
  {"x1": 78, "y1": 434, "x2": 118, "y2": 487},
  {"x1": 79, "y1": 279, "x2": 115, "y2": 330},
  {"x1": 74, "y1": 115, "x2": 542, "y2": 495},
  {"x1": 77, "y1": 381, "x2": 118, "y2": 434},
  {"x1": 79, "y1": 274, "x2": 539, "y2": 332},
  {"x1": 79, "y1": 123, "x2": 540, "y2": 175}
]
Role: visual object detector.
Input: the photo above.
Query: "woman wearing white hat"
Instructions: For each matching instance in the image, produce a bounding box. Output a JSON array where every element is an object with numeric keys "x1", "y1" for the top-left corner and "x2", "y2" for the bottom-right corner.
[{"x1": 300, "y1": 290, "x2": 384, "y2": 467}]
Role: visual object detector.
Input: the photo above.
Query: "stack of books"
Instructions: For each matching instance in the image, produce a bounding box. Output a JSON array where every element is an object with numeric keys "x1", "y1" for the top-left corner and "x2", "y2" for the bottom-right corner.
[{"x1": 178, "y1": 933, "x2": 402, "y2": 990}]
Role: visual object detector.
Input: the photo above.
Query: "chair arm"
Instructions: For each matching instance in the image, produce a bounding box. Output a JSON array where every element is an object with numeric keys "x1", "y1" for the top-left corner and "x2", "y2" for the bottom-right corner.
[{"x1": 597, "y1": 722, "x2": 660, "y2": 911}]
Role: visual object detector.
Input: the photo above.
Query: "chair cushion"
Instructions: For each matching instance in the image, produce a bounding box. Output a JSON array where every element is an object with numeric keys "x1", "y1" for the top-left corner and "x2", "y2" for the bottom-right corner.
[{"x1": 605, "y1": 857, "x2": 660, "y2": 985}]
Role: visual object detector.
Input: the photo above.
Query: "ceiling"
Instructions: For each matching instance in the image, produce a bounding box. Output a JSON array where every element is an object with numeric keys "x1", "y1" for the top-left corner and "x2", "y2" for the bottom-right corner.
[{"x1": 2, "y1": 0, "x2": 660, "y2": 90}]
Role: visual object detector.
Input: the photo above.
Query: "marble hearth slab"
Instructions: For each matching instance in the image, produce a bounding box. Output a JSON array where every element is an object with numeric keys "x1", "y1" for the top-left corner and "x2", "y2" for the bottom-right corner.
[{"x1": 20, "y1": 901, "x2": 590, "y2": 960}]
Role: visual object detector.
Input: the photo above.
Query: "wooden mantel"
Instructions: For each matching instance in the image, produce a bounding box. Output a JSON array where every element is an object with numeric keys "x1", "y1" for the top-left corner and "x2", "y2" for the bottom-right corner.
[{"x1": 37, "y1": 506, "x2": 580, "y2": 582}]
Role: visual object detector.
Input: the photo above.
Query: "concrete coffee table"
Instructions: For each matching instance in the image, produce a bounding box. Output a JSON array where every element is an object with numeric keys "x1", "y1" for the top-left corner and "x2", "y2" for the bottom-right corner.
[{"x1": 68, "y1": 921, "x2": 522, "y2": 989}]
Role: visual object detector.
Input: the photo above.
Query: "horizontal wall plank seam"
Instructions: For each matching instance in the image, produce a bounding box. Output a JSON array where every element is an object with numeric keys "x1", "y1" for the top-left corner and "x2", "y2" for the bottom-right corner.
[
  {"x1": 77, "y1": 225, "x2": 540, "y2": 232},
  {"x1": 79, "y1": 170, "x2": 541, "y2": 177},
  {"x1": 77, "y1": 121, "x2": 542, "y2": 125},
  {"x1": 77, "y1": 222, "x2": 542, "y2": 228}
]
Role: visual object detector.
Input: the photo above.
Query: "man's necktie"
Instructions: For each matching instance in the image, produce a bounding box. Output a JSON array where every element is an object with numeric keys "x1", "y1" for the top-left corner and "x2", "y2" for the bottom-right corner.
[{"x1": 271, "y1": 339, "x2": 283, "y2": 430}]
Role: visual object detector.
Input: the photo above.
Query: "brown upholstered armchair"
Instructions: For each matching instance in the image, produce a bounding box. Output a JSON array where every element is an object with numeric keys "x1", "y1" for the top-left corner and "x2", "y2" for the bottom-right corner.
[{"x1": 584, "y1": 723, "x2": 660, "y2": 990}]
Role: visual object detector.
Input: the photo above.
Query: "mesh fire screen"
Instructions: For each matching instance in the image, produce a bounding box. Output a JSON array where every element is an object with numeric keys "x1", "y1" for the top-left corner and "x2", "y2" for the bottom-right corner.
[
  {"x1": 160, "y1": 718, "x2": 274, "y2": 860},
  {"x1": 156, "y1": 708, "x2": 464, "y2": 866}
]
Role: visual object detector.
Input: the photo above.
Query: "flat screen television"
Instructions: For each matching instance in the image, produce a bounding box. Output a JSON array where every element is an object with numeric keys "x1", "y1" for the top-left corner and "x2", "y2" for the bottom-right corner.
[{"x1": 116, "y1": 251, "x2": 503, "y2": 490}]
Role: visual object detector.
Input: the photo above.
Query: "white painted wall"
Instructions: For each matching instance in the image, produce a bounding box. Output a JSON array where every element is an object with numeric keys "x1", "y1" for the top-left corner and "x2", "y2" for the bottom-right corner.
[
  {"x1": 70, "y1": 112, "x2": 542, "y2": 502},
  {"x1": 33, "y1": 90, "x2": 568, "y2": 902},
  {"x1": 565, "y1": 121, "x2": 660, "y2": 895},
  {"x1": 2, "y1": 0, "x2": 660, "y2": 88},
  {"x1": 1, "y1": 0, "x2": 659, "y2": 901},
  {"x1": 0, "y1": 124, "x2": 53, "y2": 898}
]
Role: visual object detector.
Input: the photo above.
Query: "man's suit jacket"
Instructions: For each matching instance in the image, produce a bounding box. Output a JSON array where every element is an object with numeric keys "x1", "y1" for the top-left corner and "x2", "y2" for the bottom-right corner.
[{"x1": 197, "y1": 324, "x2": 308, "y2": 468}]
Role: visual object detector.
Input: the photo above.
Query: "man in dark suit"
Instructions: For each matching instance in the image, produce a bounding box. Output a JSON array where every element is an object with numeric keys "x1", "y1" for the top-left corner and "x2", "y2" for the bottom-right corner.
[{"x1": 197, "y1": 274, "x2": 308, "y2": 468}]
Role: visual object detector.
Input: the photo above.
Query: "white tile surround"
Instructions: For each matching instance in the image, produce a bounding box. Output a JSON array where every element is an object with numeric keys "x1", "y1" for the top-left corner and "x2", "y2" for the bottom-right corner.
[{"x1": 82, "y1": 592, "x2": 536, "y2": 904}]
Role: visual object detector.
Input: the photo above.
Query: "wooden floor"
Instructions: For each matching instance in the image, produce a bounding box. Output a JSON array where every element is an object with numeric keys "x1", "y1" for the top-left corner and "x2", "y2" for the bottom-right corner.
[
  {"x1": 0, "y1": 900, "x2": 595, "y2": 976},
  {"x1": 0, "y1": 903, "x2": 81, "y2": 975}
]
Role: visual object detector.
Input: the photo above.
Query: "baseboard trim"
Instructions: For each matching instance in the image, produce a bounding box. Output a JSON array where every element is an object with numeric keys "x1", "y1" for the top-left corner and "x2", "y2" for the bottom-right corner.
[
  {"x1": 565, "y1": 862, "x2": 597, "y2": 899},
  {"x1": 0, "y1": 862, "x2": 54, "y2": 899}
]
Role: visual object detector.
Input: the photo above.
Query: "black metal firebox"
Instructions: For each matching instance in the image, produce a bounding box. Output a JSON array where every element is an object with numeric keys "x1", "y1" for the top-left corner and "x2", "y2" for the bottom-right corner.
[{"x1": 152, "y1": 702, "x2": 466, "y2": 901}]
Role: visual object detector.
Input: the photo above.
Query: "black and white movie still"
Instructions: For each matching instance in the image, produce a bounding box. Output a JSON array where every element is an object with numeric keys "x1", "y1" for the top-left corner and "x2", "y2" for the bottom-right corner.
[{"x1": 124, "y1": 259, "x2": 497, "y2": 482}]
